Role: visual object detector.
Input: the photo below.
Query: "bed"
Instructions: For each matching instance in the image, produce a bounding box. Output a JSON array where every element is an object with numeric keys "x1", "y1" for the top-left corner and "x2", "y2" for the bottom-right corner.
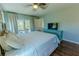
[{"x1": 0, "y1": 31, "x2": 60, "y2": 56}]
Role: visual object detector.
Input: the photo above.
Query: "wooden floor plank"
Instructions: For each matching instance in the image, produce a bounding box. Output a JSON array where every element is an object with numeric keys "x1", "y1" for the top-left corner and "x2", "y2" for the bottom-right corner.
[{"x1": 50, "y1": 40, "x2": 79, "y2": 56}]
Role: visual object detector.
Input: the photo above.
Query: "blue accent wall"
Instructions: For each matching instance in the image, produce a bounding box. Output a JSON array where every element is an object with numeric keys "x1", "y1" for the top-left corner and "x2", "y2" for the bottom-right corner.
[{"x1": 41, "y1": 7, "x2": 79, "y2": 43}]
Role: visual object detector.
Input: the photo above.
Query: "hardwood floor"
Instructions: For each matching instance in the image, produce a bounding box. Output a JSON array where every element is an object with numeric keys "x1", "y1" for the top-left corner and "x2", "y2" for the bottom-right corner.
[{"x1": 50, "y1": 40, "x2": 79, "y2": 56}]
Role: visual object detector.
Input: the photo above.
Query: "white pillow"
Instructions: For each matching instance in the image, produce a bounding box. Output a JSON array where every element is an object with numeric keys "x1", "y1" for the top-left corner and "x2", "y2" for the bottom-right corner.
[{"x1": 5, "y1": 32, "x2": 22, "y2": 49}]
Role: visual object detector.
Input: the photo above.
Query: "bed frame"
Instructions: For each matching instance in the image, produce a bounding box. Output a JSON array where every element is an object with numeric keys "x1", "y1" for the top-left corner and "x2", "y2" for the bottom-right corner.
[{"x1": 0, "y1": 45, "x2": 5, "y2": 56}]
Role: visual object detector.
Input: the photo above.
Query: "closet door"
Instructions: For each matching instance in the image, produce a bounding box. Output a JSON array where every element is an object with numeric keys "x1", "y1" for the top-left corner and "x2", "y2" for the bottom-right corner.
[{"x1": 34, "y1": 18, "x2": 44, "y2": 31}]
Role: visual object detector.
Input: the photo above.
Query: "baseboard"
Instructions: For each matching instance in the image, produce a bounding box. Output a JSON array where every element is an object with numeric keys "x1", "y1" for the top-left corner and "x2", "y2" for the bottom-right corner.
[{"x1": 63, "y1": 39, "x2": 79, "y2": 45}]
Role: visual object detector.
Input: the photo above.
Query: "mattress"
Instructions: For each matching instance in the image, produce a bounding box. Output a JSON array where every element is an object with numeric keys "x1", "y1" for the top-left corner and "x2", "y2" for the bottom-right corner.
[{"x1": 5, "y1": 31, "x2": 59, "y2": 56}]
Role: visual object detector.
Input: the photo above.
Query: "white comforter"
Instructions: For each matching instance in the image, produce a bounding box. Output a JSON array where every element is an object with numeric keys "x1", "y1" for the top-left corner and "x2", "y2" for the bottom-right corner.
[{"x1": 5, "y1": 31, "x2": 59, "y2": 56}]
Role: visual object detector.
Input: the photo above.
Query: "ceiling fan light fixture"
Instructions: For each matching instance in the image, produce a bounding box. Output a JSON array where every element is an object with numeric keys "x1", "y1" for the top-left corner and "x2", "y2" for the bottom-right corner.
[
  {"x1": 33, "y1": 4, "x2": 39, "y2": 9},
  {"x1": 33, "y1": 5, "x2": 38, "y2": 9}
]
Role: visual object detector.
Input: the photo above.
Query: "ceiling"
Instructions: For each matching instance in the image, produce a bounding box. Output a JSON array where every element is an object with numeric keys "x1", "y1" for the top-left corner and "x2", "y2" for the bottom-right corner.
[{"x1": 0, "y1": 3, "x2": 76, "y2": 16}]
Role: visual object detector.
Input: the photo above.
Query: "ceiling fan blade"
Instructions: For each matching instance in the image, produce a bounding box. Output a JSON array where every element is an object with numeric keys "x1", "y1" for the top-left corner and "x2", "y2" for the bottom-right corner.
[
  {"x1": 39, "y1": 3, "x2": 48, "y2": 9},
  {"x1": 40, "y1": 5, "x2": 48, "y2": 9}
]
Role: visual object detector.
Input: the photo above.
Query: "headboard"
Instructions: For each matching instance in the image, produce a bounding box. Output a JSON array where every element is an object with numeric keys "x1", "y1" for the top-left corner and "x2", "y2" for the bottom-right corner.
[{"x1": 43, "y1": 29, "x2": 63, "y2": 41}]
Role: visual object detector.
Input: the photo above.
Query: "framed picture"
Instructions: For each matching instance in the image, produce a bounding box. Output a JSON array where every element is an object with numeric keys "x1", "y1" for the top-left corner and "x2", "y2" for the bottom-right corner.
[{"x1": 48, "y1": 23, "x2": 58, "y2": 30}]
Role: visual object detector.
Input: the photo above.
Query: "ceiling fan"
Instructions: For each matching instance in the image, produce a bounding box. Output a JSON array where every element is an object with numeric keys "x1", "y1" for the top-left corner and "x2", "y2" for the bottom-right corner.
[{"x1": 26, "y1": 3, "x2": 48, "y2": 10}]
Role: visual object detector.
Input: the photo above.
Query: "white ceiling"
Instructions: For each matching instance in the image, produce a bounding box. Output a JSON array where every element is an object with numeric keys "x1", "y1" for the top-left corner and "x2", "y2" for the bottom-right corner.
[{"x1": 0, "y1": 3, "x2": 76, "y2": 16}]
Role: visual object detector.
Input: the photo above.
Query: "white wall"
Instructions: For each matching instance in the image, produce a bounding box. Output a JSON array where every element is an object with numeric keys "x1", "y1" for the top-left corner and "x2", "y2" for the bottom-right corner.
[{"x1": 41, "y1": 5, "x2": 79, "y2": 43}]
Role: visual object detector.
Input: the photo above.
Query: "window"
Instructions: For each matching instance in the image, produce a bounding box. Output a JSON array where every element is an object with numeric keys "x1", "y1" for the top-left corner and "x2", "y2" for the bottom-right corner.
[
  {"x1": 25, "y1": 20, "x2": 31, "y2": 32},
  {"x1": 17, "y1": 19, "x2": 31, "y2": 34},
  {"x1": 17, "y1": 20, "x2": 24, "y2": 31}
]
